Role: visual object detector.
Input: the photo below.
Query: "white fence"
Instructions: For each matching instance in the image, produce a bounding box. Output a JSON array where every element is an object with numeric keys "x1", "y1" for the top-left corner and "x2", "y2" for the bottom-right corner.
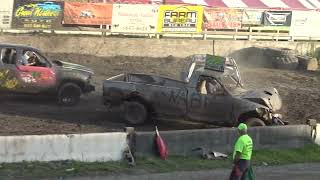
[{"x1": 2, "y1": 28, "x2": 320, "y2": 41}]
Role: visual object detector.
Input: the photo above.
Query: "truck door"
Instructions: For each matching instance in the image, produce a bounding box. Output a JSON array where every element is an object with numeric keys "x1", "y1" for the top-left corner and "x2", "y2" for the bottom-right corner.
[
  {"x1": 136, "y1": 84, "x2": 187, "y2": 118},
  {"x1": 187, "y1": 76, "x2": 233, "y2": 126},
  {"x1": 0, "y1": 48, "x2": 20, "y2": 92},
  {"x1": 15, "y1": 49, "x2": 56, "y2": 93}
]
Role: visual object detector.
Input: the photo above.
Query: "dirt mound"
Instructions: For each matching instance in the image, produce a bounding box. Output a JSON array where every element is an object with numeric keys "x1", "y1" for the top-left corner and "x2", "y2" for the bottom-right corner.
[{"x1": 0, "y1": 54, "x2": 319, "y2": 135}]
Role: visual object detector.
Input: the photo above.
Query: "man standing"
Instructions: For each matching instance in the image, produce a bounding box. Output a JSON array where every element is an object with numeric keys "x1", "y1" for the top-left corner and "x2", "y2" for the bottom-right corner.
[{"x1": 230, "y1": 123, "x2": 253, "y2": 180}]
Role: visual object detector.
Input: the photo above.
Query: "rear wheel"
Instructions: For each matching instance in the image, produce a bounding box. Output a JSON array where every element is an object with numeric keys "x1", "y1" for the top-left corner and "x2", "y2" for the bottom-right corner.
[
  {"x1": 244, "y1": 118, "x2": 266, "y2": 127},
  {"x1": 123, "y1": 101, "x2": 148, "y2": 125},
  {"x1": 58, "y1": 83, "x2": 81, "y2": 106}
]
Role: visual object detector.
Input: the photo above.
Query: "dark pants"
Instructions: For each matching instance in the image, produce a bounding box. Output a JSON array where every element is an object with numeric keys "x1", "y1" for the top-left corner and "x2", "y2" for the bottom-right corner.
[{"x1": 229, "y1": 159, "x2": 250, "y2": 180}]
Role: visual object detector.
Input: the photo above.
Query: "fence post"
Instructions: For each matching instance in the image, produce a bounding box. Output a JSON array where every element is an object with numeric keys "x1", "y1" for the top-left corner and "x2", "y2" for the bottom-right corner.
[
  {"x1": 233, "y1": 28, "x2": 238, "y2": 40},
  {"x1": 289, "y1": 36, "x2": 294, "y2": 42},
  {"x1": 203, "y1": 28, "x2": 207, "y2": 40}
]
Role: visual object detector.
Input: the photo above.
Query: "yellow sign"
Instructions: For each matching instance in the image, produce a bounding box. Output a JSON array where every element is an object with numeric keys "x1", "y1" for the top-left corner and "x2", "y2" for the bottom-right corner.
[{"x1": 157, "y1": 5, "x2": 203, "y2": 33}]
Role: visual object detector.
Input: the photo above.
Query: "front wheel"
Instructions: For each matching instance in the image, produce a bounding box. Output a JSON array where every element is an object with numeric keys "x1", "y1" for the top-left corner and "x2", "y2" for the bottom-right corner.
[
  {"x1": 58, "y1": 83, "x2": 81, "y2": 106},
  {"x1": 123, "y1": 101, "x2": 148, "y2": 125},
  {"x1": 244, "y1": 118, "x2": 266, "y2": 127}
]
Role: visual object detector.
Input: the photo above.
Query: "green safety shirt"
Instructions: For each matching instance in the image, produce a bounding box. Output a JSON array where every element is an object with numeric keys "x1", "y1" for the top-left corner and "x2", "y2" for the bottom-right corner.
[{"x1": 233, "y1": 134, "x2": 253, "y2": 160}]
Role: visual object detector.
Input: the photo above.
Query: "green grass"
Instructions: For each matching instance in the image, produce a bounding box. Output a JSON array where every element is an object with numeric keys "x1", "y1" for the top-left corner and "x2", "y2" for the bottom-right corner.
[
  {"x1": 252, "y1": 145, "x2": 320, "y2": 166},
  {"x1": 0, "y1": 145, "x2": 319, "y2": 179}
]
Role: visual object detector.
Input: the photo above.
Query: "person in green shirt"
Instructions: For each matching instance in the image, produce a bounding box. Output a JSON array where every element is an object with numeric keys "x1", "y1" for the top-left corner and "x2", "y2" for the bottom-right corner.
[{"x1": 229, "y1": 123, "x2": 253, "y2": 180}]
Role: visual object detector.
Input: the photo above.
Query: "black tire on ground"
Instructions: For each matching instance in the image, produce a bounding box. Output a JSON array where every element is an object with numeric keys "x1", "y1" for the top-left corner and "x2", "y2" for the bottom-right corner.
[
  {"x1": 58, "y1": 83, "x2": 81, "y2": 106},
  {"x1": 123, "y1": 101, "x2": 148, "y2": 125},
  {"x1": 264, "y1": 48, "x2": 299, "y2": 70},
  {"x1": 272, "y1": 55, "x2": 299, "y2": 70},
  {"x1": 244, "y1": 118, "x2": 266, "y2": 127}
]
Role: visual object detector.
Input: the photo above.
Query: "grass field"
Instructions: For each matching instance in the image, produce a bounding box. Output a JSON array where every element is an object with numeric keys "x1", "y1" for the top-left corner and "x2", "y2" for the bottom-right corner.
[{"x1": 0, "y1": 145, "x2": 319, "y2": 179}]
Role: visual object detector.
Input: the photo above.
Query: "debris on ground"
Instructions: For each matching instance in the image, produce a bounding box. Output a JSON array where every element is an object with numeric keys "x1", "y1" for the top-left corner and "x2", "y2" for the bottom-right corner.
[
  {"x1": 297, "y1": 56, "x2": 318, "y2": 71},
  {"x1": 123, "y1": 146, "x2": 135, "y2": 167},
  {"x1": 192, "y1": 147, "x2": 228, "y2": 160},
  {"x1": 65, "y1": 168, "x2": 75, "y2": 172}
]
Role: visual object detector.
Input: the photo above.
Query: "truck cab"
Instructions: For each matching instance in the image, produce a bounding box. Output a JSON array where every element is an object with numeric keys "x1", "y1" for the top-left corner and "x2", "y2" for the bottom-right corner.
[
  {"x1": 0, "y1": 44, "x2": 95, "y2": 105},
  {"x1": 103, "y1": 54, "x2": 285, "y2": 127}
]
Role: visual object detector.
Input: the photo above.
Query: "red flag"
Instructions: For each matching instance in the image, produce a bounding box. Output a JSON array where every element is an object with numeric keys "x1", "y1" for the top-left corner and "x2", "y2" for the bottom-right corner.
[{"x1": 155, "y1": 126, "x2": 168, "y2": 160}]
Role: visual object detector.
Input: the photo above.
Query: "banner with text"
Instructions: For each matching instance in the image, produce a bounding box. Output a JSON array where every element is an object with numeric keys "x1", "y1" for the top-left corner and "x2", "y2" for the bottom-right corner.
[
  {"x1": 112, "y1": 4, "x2": 159, "y2": 33},
  {"x1": 242, "y1": 9, "x2": 263, "y2": 26},
  {"x1": 204, "y1": 8, "x2": 242, "y2": 29},
  {"x1": 12, "y1": 0, "x2": 63, "y2": 29},
  {"x1": 157, "y1": 5, "x2": 203, "y2": 33},
  {"x1": 0, "y1": 0, "x2": 14, "y2": 29},
  {"x1": 263, "y1": 11, "x2": 292, "y2": 26},
  {"x1": 290, "y1": 11, "x2": 320, "y2": 37},
  {"x1": 63, "y1": 2, "x2": 112, "y2": 25}
]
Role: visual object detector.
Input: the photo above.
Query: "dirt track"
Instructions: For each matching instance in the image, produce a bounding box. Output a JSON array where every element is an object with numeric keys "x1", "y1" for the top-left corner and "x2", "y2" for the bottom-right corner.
[{"x1": 0, "y1": 53, "x2": 319, "y2": 135}]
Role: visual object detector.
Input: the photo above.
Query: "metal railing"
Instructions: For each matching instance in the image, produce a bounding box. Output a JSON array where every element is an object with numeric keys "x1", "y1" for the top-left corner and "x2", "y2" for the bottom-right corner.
[{"x1": 1, "y1": 28, "x2": 320, "y2": 41}]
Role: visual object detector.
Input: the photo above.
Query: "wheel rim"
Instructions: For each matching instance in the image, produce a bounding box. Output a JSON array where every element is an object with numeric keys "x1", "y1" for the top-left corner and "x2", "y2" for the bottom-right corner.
[
  {"x1": 62, "y1": 97, "x2": 74, "y2": 104},
  {"x1": 59, "y1": 86, "x2": 80, "y2": 105},
  {"x1": 125, "y1": 103, "x2": 146, "y2": 124}
]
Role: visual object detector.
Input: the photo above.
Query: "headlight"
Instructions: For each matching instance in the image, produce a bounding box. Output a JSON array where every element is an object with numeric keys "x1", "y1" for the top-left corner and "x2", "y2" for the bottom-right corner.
[
  {"x1": 256, "y1": 107, "x2": 265, "y2": 114},
  {"x1": 256, "y1": 107, "x2": 273, "y2": 120}
]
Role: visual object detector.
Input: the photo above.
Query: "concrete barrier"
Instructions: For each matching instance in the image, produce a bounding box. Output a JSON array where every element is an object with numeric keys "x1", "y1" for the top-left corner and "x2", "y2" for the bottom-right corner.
[
  {"x1": 134, "y1": 125, "x2": 313, "y2": 156},
  {"x1": 314, "y1": 124, "x2": 320, "y2": 145},
  {"x1": 0, "y1": 133, "x2": 127, "y2": 163},
  {"x1": 0, "y1": 125, "x2": 316, "y2": 163}
]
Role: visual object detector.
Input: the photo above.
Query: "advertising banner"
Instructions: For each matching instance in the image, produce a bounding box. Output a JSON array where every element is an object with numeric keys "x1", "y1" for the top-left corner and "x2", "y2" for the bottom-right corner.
[
  {"x1": 263, "y1": 11, "x2": 292, "y2": 26},
  {"x1": 12, "y1": 0, "x2": 63, "y2": 29},
  {"x1": 289, "y1": 11, "x2": 320, "y2": 37},
  {"x1": 157, "y1": 5, "x2": 203, "y2": 33},
  {"x1": 89, "y1": 0, "x2": 163, "y2": 3},
  {"x1": 63, "y1": 2, "x2": 112, "y2": 25},
  {"x1": 204, "y1": 8, "x2": 242, "y2": 29},
  {"x1": 242, "y1": 9, "x2": 263, "y2": 25},
  {"x1": 0, "y1": 0, "x2": 14, "y2": 29},
  {"x1": 112, "y1": 4, "x2": 159, "y2": 33}
]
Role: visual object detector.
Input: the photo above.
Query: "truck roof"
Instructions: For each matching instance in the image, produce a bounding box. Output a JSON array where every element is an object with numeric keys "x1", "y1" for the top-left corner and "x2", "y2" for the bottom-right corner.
[{"x1": 0, "y1": 43, "x2": 39, "y2": 51}]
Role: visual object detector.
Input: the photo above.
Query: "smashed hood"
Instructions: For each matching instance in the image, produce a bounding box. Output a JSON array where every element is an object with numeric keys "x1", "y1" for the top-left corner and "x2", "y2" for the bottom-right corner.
[
  {"x1": 53, "y1": 60, "x2": 94, "y2": 75},
  {"x1": 233, "y1": 87, "x2": 282, "y2": 111}
]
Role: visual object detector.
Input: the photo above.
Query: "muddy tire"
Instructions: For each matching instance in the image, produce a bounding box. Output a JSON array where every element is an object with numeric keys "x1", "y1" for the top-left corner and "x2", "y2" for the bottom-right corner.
[
  {"x1": 244, "y1": 118, "x2": 266, "y2": 127},
  {"x1": 58, "y1": 83, "x2": 81, "y2": 106},
  {"x1": 123, "y1": 101, "x2": 147, "y2": 125},
  {"x1": 273, "y1": 55, "x2": 299, "y2": 70},
  {"x1": 265, "y1": 48, "x2": 299, "y2": 70}
]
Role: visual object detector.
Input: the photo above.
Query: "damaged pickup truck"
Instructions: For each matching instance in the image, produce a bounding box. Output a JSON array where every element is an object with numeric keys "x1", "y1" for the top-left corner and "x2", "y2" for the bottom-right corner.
[
  {"x1": 103, "y1": 54, "x2": 286, "y2": 127},
  {"x1": 0, "y1": 44, "x2": 95, "y2": 106}
]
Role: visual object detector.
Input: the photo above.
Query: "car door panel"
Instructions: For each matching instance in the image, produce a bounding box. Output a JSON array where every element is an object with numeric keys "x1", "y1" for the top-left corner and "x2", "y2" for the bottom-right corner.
[
  {"x1": 187, "y1": 88, "x2": 233, "y2": 125},
  {"x1": 0, "y1": 65, "x2": 20, "y2": 92},
  {"x1": 0, "y1": 47, "x2": 20, "y2": 92},
  {"x1": 136, "y1": 84, "x2": 187, "y2": 117},
  {"x1": 187, "y1": 76, "x2": 234, "y2": 125},
  {"x1": 16, "y1": 65, "x2": 56, "y2": 93}
]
